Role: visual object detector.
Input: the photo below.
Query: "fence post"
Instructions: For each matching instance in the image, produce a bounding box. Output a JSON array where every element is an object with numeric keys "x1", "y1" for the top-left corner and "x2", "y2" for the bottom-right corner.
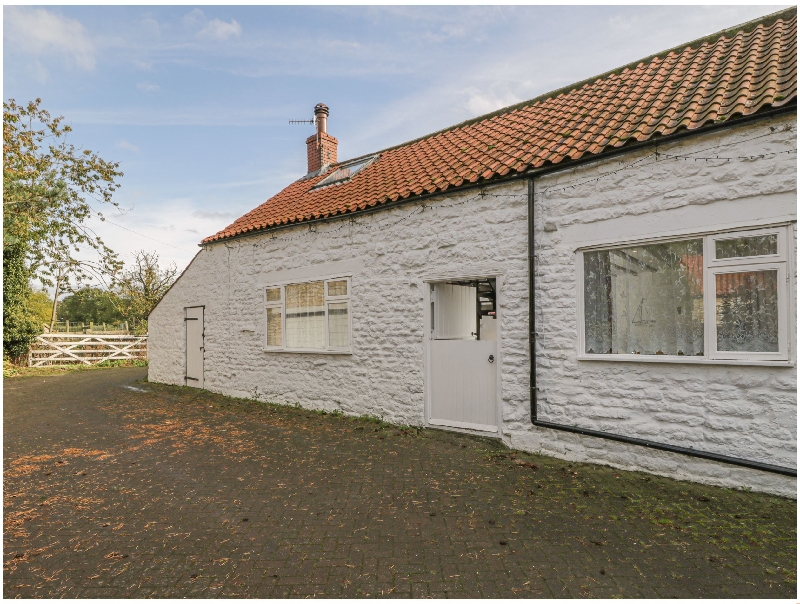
[
  {"x1": 89, "y1": 321, "x2": 94, "y2": 333},
  {"x1": 66, "y1": 320, "x2": 69, "y2": 333},
  {"x1": 124, "y1": 321, "x2": 129, "y2": 333}
]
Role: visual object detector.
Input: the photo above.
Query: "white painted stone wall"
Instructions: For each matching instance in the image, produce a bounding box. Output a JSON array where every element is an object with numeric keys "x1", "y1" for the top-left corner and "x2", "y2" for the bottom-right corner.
[
  {"x1": 148, "y1": 180, "x2": 531, "y2": 431},
  {"x1": 509, "y1": 114, "x2": 797, "y2": 497},
  {"x1": 149, "y1": 113, "x2": 797, "y2": 497}
]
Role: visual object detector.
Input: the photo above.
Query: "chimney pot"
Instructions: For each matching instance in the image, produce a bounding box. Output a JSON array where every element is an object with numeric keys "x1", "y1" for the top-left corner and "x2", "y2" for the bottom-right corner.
[
  {"x1": 314, "y1": 103, "x2": 329, "y2": 135},
  {"x1": 306, "y1": 103, "x2": 337, "y2": 174}
]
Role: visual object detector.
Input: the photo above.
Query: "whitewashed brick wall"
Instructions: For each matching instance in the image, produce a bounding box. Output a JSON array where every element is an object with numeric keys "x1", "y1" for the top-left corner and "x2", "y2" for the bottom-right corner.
[{"x1": 149, "y1": 113, "x2": 796, "y2": 497}]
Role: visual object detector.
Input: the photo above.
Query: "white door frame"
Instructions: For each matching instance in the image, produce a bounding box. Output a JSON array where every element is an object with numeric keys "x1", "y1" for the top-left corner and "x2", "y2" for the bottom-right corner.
[{"x1": 423, "y1": 272, "x2": 503, "y2": 437}]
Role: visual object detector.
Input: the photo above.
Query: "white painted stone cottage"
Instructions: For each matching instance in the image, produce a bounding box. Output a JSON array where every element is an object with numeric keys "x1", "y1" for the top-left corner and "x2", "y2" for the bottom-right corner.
[{"x1": 150, "y1": 10, "x2": 798, "y2": 496}]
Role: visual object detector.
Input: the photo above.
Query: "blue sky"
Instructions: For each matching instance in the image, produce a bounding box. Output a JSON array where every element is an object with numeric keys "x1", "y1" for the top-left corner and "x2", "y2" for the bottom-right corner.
[{"x1": 3, "y1": 5, "x2": 788, "y2": 279}]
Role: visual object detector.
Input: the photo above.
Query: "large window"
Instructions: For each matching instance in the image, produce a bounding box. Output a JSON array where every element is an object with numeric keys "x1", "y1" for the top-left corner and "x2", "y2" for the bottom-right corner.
[
  {"x1": 264, "y1": 277, "x2": 351, "y2": 352},
  {"x1": 580, "y1": 226, "x2": 791, "y2": 363}
]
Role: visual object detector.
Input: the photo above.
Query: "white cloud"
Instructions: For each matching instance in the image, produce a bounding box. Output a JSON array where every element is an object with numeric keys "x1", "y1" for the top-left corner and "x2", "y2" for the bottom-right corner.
[
  {"x1": 347, "y1": 82, "x2": 524, "y2": 157},
  {"x1": 191, "y1": 210, "x2": 235, "y2": 220},
  {"x1": 116, "y1": 140, "x2": 140, "y2": 153},
  {"x1": 440, "y1": 23, "x2": 466, "y2": 38},
  {"x1": 464, "y1": 89, "x2": 522, "y2": 117},
  {"x1": 136, "y1": 81, "x2": 160, "y2": 92},
  {"x1": 4, "y1": 7, "x2": 95, "y2": 70},
  {"x1": 181, "y1": 8, "x2": 241, "y2": 40},
  {"x1": 198, "y1": 18, "x2": 242, "y2": 41},
  {"x1": 59, "y1": 104, "x2": 290, "y2": 127},
  {"x1": 607, "y1": 15, "x2": 635, "y2": 32},
  {"x1": 326, "y1": 39, "x2": 362, "y2": 51},
  {"x1": 30, "y1": 60, "x2": 49, "y2": 84},
  {"x1": 182, "y1": 8, "x2": 206, "y2": 28},
  {"x1": 83, "y1": 198, "x2": 230, "y2": 279},
  {"x1": 141, "y1": 16, "x2": 161, "y2": 37},
  {"x1": 133, "y1": 60, "x2": 154, "y2": 71}
]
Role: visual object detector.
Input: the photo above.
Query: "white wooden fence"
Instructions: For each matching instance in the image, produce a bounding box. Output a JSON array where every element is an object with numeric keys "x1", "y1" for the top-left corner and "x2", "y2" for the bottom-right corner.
[
  {"x1": 46, "y1": 321, "x2": 129, "y2": 335},
  {"x1": 28, "y1": 334, "x2": 148, "y2": 367}
]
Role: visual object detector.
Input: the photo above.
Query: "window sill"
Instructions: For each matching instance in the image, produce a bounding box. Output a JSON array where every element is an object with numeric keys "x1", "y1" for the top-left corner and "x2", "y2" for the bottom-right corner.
[
  {"x1": 263, "y1": 348, "x2": 353, "y2": 355},
  {"x1": 576, "y1": 354, "x2": 793, "y2": 367}
]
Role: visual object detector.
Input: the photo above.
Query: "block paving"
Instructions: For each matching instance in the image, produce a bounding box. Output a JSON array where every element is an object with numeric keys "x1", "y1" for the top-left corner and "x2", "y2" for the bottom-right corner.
[{"x1": 4, "y1": 367, "x2": 796, "y2": 598}]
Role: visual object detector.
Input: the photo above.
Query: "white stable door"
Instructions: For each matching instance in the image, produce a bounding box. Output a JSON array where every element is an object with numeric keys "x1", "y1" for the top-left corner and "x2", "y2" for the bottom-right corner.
[
  {"x1": 185, "y1": 306, "x2": 204, "y2": 388},
  {"x1": 429, "y1": 283, "x2": 497, "y2": 432}
]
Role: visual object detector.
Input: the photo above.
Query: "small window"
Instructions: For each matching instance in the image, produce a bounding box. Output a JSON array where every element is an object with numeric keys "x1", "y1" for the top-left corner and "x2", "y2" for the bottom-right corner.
[
  {"x1": 265, "y1": 277, "x2": 352, "y2": 353},
  {"x1": 706, "y1": 227, "x2": 788, "y2": 361},
  {"x1": 328, "y1": 302, "x2": 349, "y2": 347},
  {"x1": 266, "y1": 308, "x2": 283, "y2": 347},
  {"x1": 327, "y1": 280, "x2": 348, "y2": 297},
  {"x1": 580, "y1": 226, "x2": 790, "y2": 362},
  {"x1": 715, "y1": 234, "x2": 778, "y2": 259},
  {"x1": 714, "y1": 270, "x2": 778, "y2": 353},
  {"x1": 312, "y1": 156, "x2": 377, "y2": 189}
]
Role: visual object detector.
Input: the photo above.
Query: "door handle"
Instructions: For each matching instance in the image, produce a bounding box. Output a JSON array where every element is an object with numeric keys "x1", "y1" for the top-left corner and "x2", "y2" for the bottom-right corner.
[{"x1": 488, "y1": 355, "x2": 494, "y2": 363}]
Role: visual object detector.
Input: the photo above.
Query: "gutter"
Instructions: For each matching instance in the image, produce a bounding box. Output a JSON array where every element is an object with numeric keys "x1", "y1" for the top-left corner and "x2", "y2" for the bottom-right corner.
[{"x1": 526, "y1": 171, "x2": 798, "y2": 478}]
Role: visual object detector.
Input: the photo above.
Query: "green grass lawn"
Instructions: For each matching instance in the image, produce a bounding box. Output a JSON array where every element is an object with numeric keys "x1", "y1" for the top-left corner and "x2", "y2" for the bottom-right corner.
[{"x1": 3, "y1": 358, "x2": 148, "y2": 379}]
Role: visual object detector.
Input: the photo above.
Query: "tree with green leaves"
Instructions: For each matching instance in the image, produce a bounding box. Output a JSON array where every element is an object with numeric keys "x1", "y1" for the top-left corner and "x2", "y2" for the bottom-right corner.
[
  {"x1": 3, "y1": 98, "x2": 123, "y2": 358},
  {"x1": 27, "y1": 288, "x2": 53, "y2": 326},
  {"x1": 43, "y1": 241, "x2": 122, "y2": 331},
  {"x1": 116, "y1": 251, "x2": 178, "y2": 334},
  {"x1": 3, "y1": 243, "x2": 41, "y2": 360},
  {"x1": 58, "y1": 287, "x2": 124, "y2": 325}
]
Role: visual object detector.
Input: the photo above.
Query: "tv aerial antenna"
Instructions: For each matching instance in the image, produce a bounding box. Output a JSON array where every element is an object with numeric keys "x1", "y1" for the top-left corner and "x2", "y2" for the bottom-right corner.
[{"x1": 289, "y1": 117, "x2": 315, "y2": 125}]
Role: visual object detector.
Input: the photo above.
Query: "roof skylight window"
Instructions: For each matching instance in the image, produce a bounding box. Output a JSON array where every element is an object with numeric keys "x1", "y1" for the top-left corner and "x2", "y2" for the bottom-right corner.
[{"x1": 313, "y1": 155, "x2": 377, "y2": 188}]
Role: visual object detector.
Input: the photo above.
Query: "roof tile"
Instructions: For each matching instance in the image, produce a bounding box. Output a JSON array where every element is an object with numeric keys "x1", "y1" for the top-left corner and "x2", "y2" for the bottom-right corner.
[{"x1": 205, "y1": 10, "x2": 797, "y2": 243}]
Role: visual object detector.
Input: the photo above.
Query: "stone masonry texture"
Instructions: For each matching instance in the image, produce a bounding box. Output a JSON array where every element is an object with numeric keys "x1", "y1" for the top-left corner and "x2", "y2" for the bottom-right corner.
[
  {"x1": 3, "y1": 368, "x2": 797, "y2": 598},
  {"x1": 149, "y1": 114, "x2": 797, "y2": 496},
  {"x1": 517, "y1": 114, "x2": 797, "y2": 497}
]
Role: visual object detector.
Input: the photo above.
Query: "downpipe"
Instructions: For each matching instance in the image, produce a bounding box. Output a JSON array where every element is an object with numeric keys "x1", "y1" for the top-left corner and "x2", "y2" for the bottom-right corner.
[{"x1": 526, "y1": 177, "x2": 797, "y2": 478}]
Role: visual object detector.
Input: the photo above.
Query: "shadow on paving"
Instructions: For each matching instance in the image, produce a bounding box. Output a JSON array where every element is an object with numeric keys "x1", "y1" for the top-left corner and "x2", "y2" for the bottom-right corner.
[{"x1": 3, "y1": 367, "x2": 796, "y2": 598}]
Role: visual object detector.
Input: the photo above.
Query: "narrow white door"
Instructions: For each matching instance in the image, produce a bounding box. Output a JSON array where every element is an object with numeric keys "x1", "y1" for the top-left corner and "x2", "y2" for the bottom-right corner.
[
  {"x1": 429, "y1": 282, "x2": 497, "y2": 432},
  {"x1": 185, "y1": 306, "x2": 204, "y2": 388}
]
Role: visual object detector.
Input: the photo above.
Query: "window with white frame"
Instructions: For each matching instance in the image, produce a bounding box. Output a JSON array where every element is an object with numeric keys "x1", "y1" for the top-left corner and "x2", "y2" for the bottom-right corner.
[
  {"x1": 580, "y1": 226, "x2": 791, "y2": 362},
  {"x1": 264, "y1": 277, "x2": 351, "y2": 352}
]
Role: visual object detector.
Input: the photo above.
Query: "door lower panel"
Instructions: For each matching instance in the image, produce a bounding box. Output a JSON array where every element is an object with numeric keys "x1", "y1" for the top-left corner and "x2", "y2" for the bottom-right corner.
[{"x1": 429, "y1": 339, "x2": 497, "y2": 431}]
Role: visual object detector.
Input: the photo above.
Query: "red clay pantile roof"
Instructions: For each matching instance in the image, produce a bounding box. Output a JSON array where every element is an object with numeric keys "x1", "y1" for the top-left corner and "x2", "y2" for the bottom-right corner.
[{"x1": 205, "y1": 9, "x2": 797, "y2": 244}]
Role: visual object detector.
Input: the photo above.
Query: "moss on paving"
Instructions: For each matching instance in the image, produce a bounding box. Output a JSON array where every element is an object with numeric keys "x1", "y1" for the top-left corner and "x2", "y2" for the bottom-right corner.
[
  {"x1": 145, "y1": 378, "x2": 798, "y2": 591},
  {"x1": 5, "y1": 369, "x2": 795, "y2": 598}
]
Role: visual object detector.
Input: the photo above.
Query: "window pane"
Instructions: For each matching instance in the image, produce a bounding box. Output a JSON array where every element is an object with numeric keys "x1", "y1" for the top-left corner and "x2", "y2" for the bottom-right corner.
[
  {"x1": 328, "y1": 280, "x2": 348, "y2": 297},
  {"x1": 715, "y1": 234, "x2": 777, "y2": 259},
  {"x1": 266, "y1": 287, "x2": 281, "y2": 302},
  {"x1": 584, "y1": 240, "x2": 704, "y2": 356},
  {"x1": 716, "y1": 270, "x2": 779, "y2": 352},
  {"x1": 285, "y1": 281, "x2": 325, "y2": 349},
  {"x1": 266, "y1": 308, "x2": 282, "y2": 347},
  {"x1": 328, "y1": 302, "x2": 349, "y2": 347}
]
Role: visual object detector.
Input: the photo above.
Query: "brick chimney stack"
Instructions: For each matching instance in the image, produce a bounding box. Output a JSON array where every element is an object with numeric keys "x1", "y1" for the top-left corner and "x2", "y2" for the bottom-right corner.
[{"x1": 306, "y1": 103, "x2": 338, "y2": 174}]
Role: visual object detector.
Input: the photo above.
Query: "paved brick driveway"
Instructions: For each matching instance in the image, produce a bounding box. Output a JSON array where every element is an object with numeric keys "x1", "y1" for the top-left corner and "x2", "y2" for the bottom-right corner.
[{"x1": 4, "y1": 368, "x2": 796, "y2": 598}]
